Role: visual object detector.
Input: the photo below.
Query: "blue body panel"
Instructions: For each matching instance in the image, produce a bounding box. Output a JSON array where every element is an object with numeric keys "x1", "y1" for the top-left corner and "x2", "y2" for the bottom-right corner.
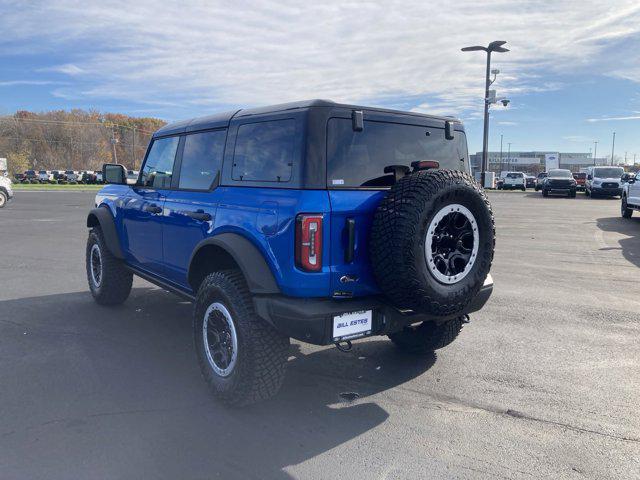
[{"x1": 327, "y1": 190, "x2": 386, "y2": 297}]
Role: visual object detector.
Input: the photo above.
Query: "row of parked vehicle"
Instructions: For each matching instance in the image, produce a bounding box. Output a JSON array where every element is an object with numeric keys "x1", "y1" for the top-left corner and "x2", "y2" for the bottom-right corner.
[
  {"x1": 534, "y1": 166, "x2": 632, "y2": 198},
  {"x1": 14, "y1": 169, "x2": 139, "y2": 184}
]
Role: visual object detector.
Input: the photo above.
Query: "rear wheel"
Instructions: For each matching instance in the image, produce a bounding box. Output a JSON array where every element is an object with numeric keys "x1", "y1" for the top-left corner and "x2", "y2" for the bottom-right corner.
[
  {"x1": 194, "y1": 270, "x2": 289, "y2": 406},
  {"x1": 389, "y1": 317, "x2": 464, "y2": 353},
  {"x1": 569, "y1": 190, "x2": 576, "y2": 198},
  {"x1": 622, "y1": 196, "x2": 633, "y2": 218},
  {"x1": 542, "y1": 189, "x2": 548, "y2": 197}
]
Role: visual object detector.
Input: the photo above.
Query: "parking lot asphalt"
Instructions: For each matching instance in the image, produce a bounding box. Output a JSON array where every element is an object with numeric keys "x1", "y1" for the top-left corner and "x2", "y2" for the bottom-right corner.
[{"x1": 1, "y1": 191, "x2": 639, "y2": 479}]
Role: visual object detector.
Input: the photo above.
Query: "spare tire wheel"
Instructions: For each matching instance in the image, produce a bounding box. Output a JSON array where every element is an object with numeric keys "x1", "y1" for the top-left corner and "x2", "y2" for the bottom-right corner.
[{"x1": 370, "y1": 169, "x2": 495, "y2": 316}]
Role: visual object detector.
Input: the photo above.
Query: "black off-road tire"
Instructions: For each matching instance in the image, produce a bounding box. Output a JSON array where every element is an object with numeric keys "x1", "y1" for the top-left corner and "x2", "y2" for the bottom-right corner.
[
  {"x1": 569, "y1": 190, "x2": 576, "y2": 198},
  {"x1": 520, "y1": 186, "x2": 526, "y2": 192},
  {"x1": 542, "y1": 189, "x2": 549, "y2": 197},
  {"x1": 370, "y1": 169, "x2": 494, "y2": 316},
  {"x1": 194, "y1": 270, "x2": 290, "y2": 406},
  {"x1": 0, "y1": 190, "x2": 7, "y2": 208},
  {"x1": 389, "y1": 317, "x2": 464, "y2": 354},
  {"x1": 622, "y1": 196, "x2": 633, "y2": 218},
  {"x1": 86, "y1": 228, "x2": 133, "y2": 305}
]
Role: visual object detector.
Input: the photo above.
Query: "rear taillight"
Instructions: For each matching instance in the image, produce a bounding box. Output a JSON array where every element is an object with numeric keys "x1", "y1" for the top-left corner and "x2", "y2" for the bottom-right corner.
[{"x1": 295, "y1": 214, "x2": 323, "y2": 272}]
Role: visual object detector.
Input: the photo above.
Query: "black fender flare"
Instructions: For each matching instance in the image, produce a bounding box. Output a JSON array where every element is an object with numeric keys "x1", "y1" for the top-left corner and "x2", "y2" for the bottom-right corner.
[
  {"x1": 188, "y1": 233, "x2": 280, "y2": 294},
  {"x1": 86, "y1": 207, "x2": 124, "y2": 259}
]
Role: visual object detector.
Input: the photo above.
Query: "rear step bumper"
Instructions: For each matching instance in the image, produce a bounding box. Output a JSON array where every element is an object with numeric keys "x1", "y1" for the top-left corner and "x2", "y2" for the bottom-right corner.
[{"x1": 254, "y1": 274, "x2": 493, "y2": 346}]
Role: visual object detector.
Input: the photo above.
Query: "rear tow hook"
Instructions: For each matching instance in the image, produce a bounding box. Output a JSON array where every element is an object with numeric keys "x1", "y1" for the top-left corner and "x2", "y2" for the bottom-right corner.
[{"x1": 334, "y1": 340, "x2": 353, "y2": 352}]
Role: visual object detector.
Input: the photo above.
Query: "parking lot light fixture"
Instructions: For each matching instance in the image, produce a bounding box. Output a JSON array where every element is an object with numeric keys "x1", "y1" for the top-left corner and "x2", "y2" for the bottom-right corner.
[{"x1": 462, "y1": 41, "x2": 509, "y2": 187}]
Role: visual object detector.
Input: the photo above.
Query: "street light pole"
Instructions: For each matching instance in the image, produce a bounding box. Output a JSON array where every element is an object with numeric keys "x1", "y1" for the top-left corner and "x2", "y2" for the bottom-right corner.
[
  {"x1": 611, "y1": 131, "x2": 616, "y2": 166},
  {"x1": 593, "y1": 141, "x2": 598, "y2": 166},
  {"x1": 499, "y1": 134, "x2": 503, "y2": 172},
  {"x1": 507, "y1": 142, "x2": 511, "y2": 171},
  {"x1": 462, "y1": 41, "x2": 509, "y2": 187}
]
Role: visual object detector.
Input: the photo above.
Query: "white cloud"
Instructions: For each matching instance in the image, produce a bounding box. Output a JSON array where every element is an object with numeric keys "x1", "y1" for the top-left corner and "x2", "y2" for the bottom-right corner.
[
  {"x1": 44, "y1": 63, "x2": 85, "y2": 76},
  {"x1": 497, "y1": 121, "x2": 518, "y2": 126},
  {"x1": 586, "y1": 114, "x2": 640, "y2": 122},
  {"x1": 0, "y1": 80, "x2": 59, "y2": 86},
  {"x1": 0, "y1": 0, "x2": 639, "y2": 118}
]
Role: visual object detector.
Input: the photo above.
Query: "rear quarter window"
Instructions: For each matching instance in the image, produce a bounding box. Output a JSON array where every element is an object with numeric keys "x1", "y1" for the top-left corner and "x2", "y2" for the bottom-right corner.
[{"x1": 232, "y1": 119, "x2": 295, "y2": 182}]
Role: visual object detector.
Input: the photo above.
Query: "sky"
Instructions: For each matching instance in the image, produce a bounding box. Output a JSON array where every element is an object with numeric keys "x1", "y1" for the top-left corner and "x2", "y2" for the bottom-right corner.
[{"x1": 1, "y1": 0, "x2": 639, "y2": 159}]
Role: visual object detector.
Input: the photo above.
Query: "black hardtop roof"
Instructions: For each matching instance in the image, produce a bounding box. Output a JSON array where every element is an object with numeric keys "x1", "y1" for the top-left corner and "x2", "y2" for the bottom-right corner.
[{"x1": 153, "y1": 99, "x2": 462, "y2": 138}]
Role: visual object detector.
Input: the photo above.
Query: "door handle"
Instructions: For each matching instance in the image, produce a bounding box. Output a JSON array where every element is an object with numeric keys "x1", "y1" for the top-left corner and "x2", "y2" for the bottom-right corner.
[
  {"x1": 185, "y1": 210, "x2": 212, "y2": 221},
  {"x1": 144, "y1": 204, "x2": 162, "y2": 214}
]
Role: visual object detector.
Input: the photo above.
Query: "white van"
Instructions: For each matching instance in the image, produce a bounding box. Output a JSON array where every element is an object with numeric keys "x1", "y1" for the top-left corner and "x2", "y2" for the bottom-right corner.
[{"x1": 585, "y1": 166, "x2": 624, "y2": 198}]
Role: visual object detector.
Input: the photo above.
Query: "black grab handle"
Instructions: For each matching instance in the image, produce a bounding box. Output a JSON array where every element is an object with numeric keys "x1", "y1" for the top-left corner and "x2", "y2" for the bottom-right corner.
[{"x1": 345, "y1": 218, "x2": 355, "y2": 263}]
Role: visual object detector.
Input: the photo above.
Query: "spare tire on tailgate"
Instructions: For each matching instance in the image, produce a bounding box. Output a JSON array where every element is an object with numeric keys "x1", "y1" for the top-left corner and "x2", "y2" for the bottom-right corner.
[{"x1": 370, "y1": 169, "x2": 494, "y2": 316}]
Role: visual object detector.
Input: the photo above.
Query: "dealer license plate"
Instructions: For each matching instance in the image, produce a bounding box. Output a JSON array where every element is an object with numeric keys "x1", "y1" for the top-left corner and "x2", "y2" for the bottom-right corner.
[{"x1": 332, "y1": 310, "x2": 372, "y2": 341}]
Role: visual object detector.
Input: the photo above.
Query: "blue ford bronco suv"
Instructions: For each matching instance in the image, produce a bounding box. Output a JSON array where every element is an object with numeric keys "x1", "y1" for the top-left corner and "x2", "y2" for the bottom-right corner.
[{"x1": 86, "y1": 100, "x2": 494, "y2": 406}]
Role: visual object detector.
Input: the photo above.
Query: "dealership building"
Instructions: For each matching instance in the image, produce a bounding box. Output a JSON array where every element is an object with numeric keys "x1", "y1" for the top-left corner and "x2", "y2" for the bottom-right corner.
[{"x1": 469, "y1": 151, "x2": 608, "y2": 175}]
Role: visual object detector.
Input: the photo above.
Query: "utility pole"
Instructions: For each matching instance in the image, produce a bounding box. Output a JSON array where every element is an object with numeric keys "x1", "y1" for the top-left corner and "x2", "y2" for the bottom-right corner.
[
  {"x1": 499, "y1": 134, "x2": 503, "y2": 172},
  {"x1": 461, "y1": 41, "x2": 509, "y2": 187},
  {"x1": 132, "y1": 127, "x2": 136, "y2": 168},
  {"x1": 507, "y1": 142, "x2": 511, "y2": 171},
  {"x1": 593, "y1": 141, "x2": 598, "y2": 166},
  {"x1": 611, "y1": 132, "x2": 616, "y2": 165}
]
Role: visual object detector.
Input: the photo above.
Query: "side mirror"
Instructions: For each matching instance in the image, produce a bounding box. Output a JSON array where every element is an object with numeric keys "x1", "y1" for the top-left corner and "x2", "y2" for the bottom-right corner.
[{"x1": 103, "y1": 163, "x2": 127, "y2": 185}]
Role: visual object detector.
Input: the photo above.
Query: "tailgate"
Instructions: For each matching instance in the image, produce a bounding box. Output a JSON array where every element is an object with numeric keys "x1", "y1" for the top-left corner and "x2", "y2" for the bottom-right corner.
[{"x1": 328, "y1": 190, "x2": 386, "y2": 297}]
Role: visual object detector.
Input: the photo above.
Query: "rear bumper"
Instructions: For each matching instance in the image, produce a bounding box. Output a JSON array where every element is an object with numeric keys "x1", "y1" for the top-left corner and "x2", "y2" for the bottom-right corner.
[{"x1": 254, "y1": 274, "x2": 494, "y2": 346}]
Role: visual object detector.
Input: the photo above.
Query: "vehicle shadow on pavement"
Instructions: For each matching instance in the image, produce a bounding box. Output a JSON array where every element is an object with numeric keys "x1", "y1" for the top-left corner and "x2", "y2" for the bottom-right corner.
[
  {"x1": 596, "y1": 215, "x2": 640, "y2": 268},
  {"x1": 0, "y1": 287, "x2": 436, "y2": 480}
]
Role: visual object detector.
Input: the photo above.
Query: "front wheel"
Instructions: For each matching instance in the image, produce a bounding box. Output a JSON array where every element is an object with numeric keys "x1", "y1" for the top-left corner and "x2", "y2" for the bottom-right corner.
[
  {"x1": 86, "y1": 228, "x2": 133, "y2": 305},
  {"x1": 542, "y1": 189, "x2": 548, "y2": 197},
  {"x1": 622, "y1": 196, "x2": 633, "y2": 218},
  {"x1": 0, "y1": 191, "x2": 7, "y2": 208},
  {"x1": 389, "y1": 317, "x2": 464, "y2": 354},
  {"x1": 194, "y1": 270, "x2": 290, "y2": 406}
]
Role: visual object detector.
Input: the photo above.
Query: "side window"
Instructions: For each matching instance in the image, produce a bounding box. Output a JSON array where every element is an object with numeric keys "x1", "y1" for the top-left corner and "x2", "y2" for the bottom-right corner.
[
  {"x1": 178, "y1": 130, "x2": 227, "y2": 190},
  {"x1": 232, "y1": 119, "x2": 295, "y2": 182},
  {"x1": 140, "y1": 136, "x2": 179, "y2": 188}
]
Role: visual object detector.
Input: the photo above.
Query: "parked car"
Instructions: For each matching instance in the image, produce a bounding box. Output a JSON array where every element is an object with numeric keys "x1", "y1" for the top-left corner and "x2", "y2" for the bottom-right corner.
[
  {"x1": 24, "y1": 170, "x2": 38, "y2": 183},
  {"x1": 95, "y1": 171, "x2": 103, "y2": 184},
  {"x1": 572, "y1": 172, "x2": 586, "y2": 191},
  {"x1": 525, "y1": 175, "x2": 536, "y2": 189},
  {"x1": 0, "y1": 174, "x2": 13, "y2": 207},
  {"x1": 81, "y1": 170, "x2": 97, "y2": 184},
  {"x1": 52, "y1": 170, "x2": 67, "y2": 183},
  {"x1": 585, "y1": 166, "x2": 624, "y2": 198},
  {"x1": 621, "y1": 173, "x2": 640, "y2": 218},
  {"x1": 64, "y1": 170, "x2": 80, "y2": 183},
  {"x1": 86, "y1": 100, "x2": 495, "y2": 406},
  {"x1": 126, "y1": 169, "x2": 139, "y2": 184},
  {"x1": 501, "y1": 171, "x2": 526, "y2": 191},
  {"x1": 13, "y1": 172, "x2": 26, "y2": 183},
  {"x1": 541, "y1": 169, "x2": 577, "y2": 197},
  {"x1": 534, "y1": 172, "x2": 548, "y2": 191},
  {"x1": 38, "y1": 170, "x2": 53, "y2": 183}
]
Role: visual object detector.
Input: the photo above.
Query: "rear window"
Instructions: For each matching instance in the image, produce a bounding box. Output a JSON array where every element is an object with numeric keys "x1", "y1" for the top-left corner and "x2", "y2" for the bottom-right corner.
[
  {"x1": 573, "y1": 173, "x2": 586, "y2": 179},
  {"x1": 327, "y1": 119, "x2": 467, "y2": 188},
  {"x1": 232, "y1": 119, "x2": 295, "y2": 182},
  {"x1": 506, "y1": 173, "x2": 523, "y2": 178}
]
